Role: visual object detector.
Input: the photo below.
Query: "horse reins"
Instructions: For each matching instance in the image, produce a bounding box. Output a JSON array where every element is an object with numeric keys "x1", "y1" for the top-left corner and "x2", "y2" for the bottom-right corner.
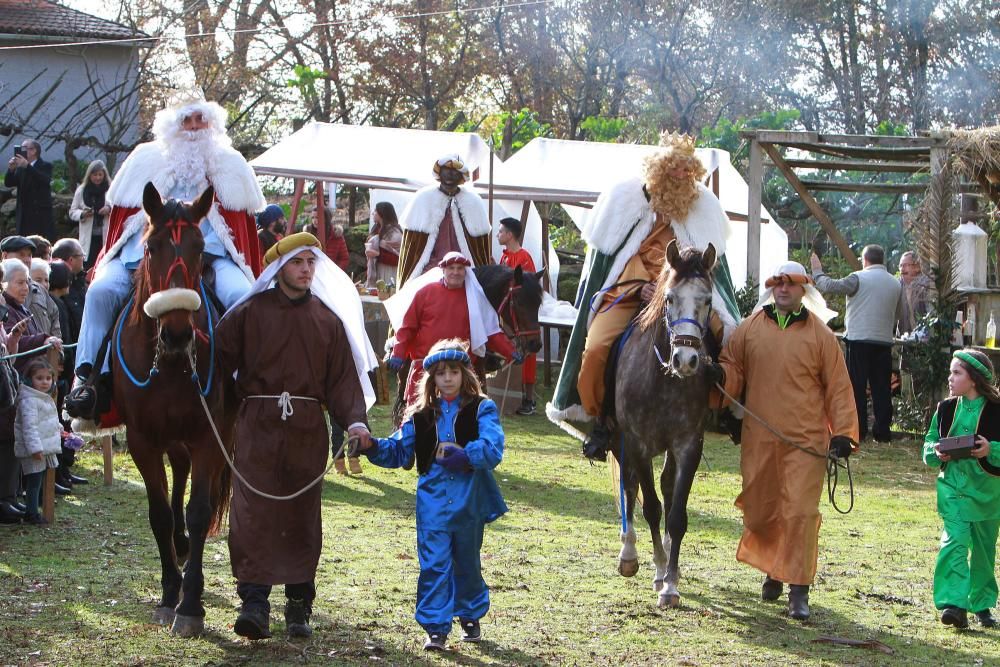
[
  {"x1": 712, "y1": 382, "x2": 855, "y2": 514},
  {"x1": 497, "y1": 277, "x2": 540, "y2": 341}
]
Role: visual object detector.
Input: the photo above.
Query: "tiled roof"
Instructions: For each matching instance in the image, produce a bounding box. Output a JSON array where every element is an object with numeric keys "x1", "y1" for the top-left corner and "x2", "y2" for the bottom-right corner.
[{"x1": 0, "y1": 0, "x2": 147, "y2": 42}]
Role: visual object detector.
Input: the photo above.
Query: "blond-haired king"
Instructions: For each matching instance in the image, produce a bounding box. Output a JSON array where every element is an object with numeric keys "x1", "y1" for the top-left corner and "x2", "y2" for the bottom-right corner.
[{"x1": 546, "y1": 133, "x2": 741, "y2": 459}]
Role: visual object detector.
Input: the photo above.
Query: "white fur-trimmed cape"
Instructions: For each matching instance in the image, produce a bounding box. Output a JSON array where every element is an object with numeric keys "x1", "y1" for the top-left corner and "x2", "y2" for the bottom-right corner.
[
  {"x1": 100, "y1": 141, "x2": 266, "y2": 281},
  {"x1": 399, "y1": 184, "x2": 491, "y2": 277},
  {"x1": 581, "y1": 178, "x2": 736, "y2": 331},
  {"x1": 107, "y1": 141, "x2": 266, "y2": 213}
]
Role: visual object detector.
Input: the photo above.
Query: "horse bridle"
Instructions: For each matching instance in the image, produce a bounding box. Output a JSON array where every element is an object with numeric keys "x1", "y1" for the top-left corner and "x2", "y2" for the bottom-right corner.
[
  {"x1": 497, "y1": 277, "x2": 540, "y2": 343},
  {"x1": 146, "y1": 216, "x2": 199, "y2": 292},
  {"x1": 654, "y1": 293, "x2": 709, "y2": 374}
]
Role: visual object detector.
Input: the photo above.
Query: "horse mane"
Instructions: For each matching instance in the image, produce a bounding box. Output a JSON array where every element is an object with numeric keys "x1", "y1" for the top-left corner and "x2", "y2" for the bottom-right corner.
[{"x1": 637, "y1": 247, "x2": 713, "y2": 332}]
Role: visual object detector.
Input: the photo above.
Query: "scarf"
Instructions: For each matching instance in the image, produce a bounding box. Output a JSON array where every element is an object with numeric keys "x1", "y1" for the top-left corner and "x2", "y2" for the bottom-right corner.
[{"x1": 82, "y1": 180, "x2": 109, "y2": 232}]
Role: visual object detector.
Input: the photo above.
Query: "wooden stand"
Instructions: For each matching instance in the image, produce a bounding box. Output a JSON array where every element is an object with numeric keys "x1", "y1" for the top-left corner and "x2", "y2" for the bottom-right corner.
[
  {"x1": 102, "y1": 435, "x2": 114, "y2": 486},
  {"x1": 43, "y1": 467, "x2": 55, "y2": 523}
]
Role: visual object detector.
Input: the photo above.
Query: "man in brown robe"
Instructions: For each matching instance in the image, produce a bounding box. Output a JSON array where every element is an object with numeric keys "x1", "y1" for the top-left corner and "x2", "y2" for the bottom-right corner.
[
  {"x1": 715, "y1": 261, "x2": 858, "y2": 621},
  {"x1": 217, "y1": 232, "x2": 373, "y2": 640}
]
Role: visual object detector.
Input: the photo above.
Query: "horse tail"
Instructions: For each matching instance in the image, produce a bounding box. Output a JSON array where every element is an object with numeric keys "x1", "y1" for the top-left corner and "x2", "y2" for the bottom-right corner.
[{"x1": 208, "y1": 461, "x2": 232, "y2": 536}]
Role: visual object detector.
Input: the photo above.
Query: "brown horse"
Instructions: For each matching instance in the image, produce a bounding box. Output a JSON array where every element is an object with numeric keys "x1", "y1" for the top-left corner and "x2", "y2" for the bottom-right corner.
[{"x1": 111, "y1": 182, "x2": 233, "y2": 637}]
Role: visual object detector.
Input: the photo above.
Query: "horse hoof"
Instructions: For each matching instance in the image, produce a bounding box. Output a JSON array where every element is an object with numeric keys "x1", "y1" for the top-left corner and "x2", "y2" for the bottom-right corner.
[
  {"x1": 658, "y1": 592, "x2": 681, "y2": 609},
  {"x1": 171, "y1": 613, "x2": 204, "y2": 638},
  {"x1": 618, "y1": 559, "x2": 640, "y2": 577},
  {"x1": 152, "y1": 606, "x2": 176, "y2": 626}
]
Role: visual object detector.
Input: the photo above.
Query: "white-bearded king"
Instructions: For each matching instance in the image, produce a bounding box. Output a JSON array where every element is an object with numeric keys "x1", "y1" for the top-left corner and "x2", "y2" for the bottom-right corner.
[{"x1": 66, "y1": 95, "x2": 265, "y2": 420}]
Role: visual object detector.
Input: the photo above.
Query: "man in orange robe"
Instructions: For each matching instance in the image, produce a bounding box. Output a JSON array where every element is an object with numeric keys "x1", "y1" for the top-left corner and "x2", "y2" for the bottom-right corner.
[{"x1": 716, "y1": 261, "x2": 858, "y2": 621}]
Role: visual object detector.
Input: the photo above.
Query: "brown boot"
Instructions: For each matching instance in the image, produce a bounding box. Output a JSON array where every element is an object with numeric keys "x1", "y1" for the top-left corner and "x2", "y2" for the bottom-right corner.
[
  {"x1": 334, "y1": 457, "x2": 348, "y2": 475},
  {"x1": 348, "y1": 456, "x2": 363, "y2": 475}
]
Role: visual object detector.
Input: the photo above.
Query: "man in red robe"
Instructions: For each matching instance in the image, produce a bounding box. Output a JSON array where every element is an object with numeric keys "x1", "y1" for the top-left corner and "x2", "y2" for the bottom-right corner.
[
  {"x1": 66, "y1": 95, "x2": 265, "y2": 420},
  {"x1": 388, "y1": 252, "x2": 517, "y2": 405},
  {"x1": 498, "y1": 217, "x2": 539, "y2": 415}
]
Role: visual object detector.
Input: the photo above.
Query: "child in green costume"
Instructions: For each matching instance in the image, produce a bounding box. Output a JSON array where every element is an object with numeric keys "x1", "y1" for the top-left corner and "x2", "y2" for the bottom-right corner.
[{"x1": 924, "y1": 348, "x2": 1000, "y2": 630}]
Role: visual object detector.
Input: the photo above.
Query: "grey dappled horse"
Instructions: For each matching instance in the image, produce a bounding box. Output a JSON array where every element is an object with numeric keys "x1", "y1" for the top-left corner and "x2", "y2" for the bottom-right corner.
[{"x1": 613, "y1": 240, "x2": 718, "y2": 609}]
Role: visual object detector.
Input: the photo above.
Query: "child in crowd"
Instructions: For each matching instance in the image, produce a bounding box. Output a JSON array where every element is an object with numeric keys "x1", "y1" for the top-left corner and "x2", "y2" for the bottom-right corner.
[
  {"x1": 924, "y1": 348, "x2": 1000, "y2": 629},
  {"x1": 497, "y1": 217, "x2": 539, "y2": 416},
  {"x1": 14, "y1": 358, "x2": 63, "y2": 525},
  {"x1": 360, "y1": 338, "x2": 507, "y2": 650}
]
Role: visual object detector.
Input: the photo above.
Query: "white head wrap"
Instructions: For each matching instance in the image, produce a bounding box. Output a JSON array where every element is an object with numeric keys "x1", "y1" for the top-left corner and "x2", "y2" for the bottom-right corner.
[
  {"x1": 224, "y1": 247, "x2": 380, "y2": 409},
  {"x1": 754, "y1": 260, "x2": 838, "y2": 324},
  {"x1": 383, "y1": 267, "x2": 501, "y2": 357}
]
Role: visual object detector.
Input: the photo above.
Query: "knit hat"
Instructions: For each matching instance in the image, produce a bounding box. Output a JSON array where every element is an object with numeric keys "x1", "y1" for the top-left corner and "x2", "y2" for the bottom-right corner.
[{"x1": 256, "y1": 204, "x2": 285, "y2": 229}]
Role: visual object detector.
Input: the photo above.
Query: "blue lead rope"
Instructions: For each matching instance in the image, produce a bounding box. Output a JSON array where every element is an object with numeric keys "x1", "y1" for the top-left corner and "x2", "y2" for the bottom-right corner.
[
  {"x1": 116, "y1": 296, "x2": 154, "y2": 388},
  {"x1": 194, "y1": 280, "x2": 215, "y2": 397}
]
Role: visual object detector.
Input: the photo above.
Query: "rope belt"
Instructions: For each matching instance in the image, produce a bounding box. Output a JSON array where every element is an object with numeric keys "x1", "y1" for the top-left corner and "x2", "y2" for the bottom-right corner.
[
  {"x1": 246, "y1": 392, "x2": 318, "y2": 421},
  {"x1": 202, "y1": 391, "x2": 360, "y2": 501}
]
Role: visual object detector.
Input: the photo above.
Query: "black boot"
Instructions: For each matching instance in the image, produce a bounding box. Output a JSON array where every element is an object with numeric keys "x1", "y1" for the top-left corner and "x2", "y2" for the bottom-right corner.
[
  {"x1": 64, "y1": 379, "x2": 97, "y2": 420},
  {"x1": 975, "y1": 609, "x2": 997, "y2": 628},
  {"x1": 941, "y1": 606, "x2": 969, "y2": 629},
  {"x1": 788, "y1": 584, "x2": 810, "y2": 620},
  {"x1": 582, "y1": 421, "x2": 612, "y2": 461},
  {"x1": 234, "y1": 606, "x2": 271, "y2": 640},
  {"x1": 284, "y1": 598, "x2": 312, "y2": 638},
  {"x1": 761, "y1": 575, "x2": 782, "y2": 602}
]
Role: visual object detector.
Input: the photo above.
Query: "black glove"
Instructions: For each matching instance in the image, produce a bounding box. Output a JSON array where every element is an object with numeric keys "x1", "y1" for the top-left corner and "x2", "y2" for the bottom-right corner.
[
  {"x1": 705, "y1": 362, "x2": 725, "y2": 387},
  {"x1": 829, "y1": 435, "x2": 854, "y2": 459}
]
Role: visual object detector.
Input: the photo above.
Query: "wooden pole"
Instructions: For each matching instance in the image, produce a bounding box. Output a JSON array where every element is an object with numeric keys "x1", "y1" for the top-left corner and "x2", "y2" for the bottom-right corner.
[
  {"x1": 747, "y1": 140, "x2": 763, "y2": 287},
  {"x1": 760, "y1": 142, "x2": 861, "y2": 270},
  {"x1": 316, "y1": 181, "x2": 327, "y2": 245},
  {"x1": 290, "y1": 178, "x2": 306, "y2": 231},
  {"x1": 43, "y1": 467, "x2": 55, "y2": 523},
  {"x1": 102, "y1": 435, "x2": 113, "y2": 486}
]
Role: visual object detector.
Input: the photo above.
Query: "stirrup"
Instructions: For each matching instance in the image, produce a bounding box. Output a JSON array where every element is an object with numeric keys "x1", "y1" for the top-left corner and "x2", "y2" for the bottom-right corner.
[{"x1": 582, "y1": 422, "x2": 611, "y2": 462}]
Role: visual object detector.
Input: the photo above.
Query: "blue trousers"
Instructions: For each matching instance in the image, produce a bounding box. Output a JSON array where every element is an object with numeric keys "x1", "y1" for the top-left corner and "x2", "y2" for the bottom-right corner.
[
  {"x1": 23, "y1": 470, "x2": 43, "y2": 517},
  {"x1": 75, "y1": 255, "x2": 250, "y2": 373},
  {"x1": 416, "y1": 523, "x2": 490, "y2": 635}
]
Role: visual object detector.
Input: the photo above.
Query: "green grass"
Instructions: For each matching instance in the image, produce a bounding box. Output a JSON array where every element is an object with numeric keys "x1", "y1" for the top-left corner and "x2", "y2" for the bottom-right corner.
[{"x1": 0, "y1": 393, "x2": 996, "y2": 666}]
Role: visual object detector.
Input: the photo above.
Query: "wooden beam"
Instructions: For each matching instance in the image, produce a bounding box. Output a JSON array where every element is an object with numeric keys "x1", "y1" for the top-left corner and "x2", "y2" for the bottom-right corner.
[
  {"x1": 798, "y1": 180, "x2": 928, "y2": 194},
  {"x1": 711, "y1": 167, "x2": 720, "y2": 198},
  {"x1": 780, "y1": 143, "x2": 931, "y2": 161},
  {"x1": 746, "y1": 140, "x2": 763, "y2": 286},
  {"x1": 766, "y1": 158, "x2": 928, "y2": 173},
  {"x1": 742, "y1": 129, "x2": 941, "y2": 148},
  {"x1": 316, "y1": 180, "x2": 326, "y2": 242},
  {"x1": 761, "y1": 143, "x2": 861, "y2": 269},
  {"x1": 727, "y1": 211, "x2": 770, "y2": 223}
]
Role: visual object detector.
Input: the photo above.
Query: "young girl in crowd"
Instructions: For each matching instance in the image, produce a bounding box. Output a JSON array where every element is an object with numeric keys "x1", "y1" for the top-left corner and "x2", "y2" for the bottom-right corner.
[
  {"x1": 361, "y1": 338, "x2": 507, "y2": 651},
  {"x1": 14, "y1": 358, "x2": 63, "y2": 525},
  {"x1": 924, "y1": 348, "x2": 1000, "y2": 630}
]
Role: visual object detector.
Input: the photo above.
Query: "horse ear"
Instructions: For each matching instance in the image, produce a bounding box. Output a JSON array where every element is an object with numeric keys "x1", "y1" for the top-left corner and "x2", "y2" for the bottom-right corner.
[
  {"x1": 534, "y1": 268, "x2": 545, "y2": 283},
  {"x1": 190, "y1": 186, "x2": 215, "y2": 222},
  {"x1": 666, "y1": 239, "x2": 681, "y2": 269},
  {"x1": 142, "y1": 182, "x2": 163, "y2": 219},
  {"x1": 702, "y1": 243, "x2": 717, "y2": 271},
  {"x1": 513, "y1": 264, "x2": 523, "y2": 284}
]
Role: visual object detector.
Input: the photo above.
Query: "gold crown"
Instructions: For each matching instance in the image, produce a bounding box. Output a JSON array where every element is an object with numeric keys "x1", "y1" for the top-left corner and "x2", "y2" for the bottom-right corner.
[{"x1": 659, "y1": 131, "x2": 697, "y2": 155}]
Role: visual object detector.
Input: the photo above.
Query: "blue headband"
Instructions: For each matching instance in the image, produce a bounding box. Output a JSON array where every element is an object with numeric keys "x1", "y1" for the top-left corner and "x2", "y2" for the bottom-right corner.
[{"x1": 423, "y1": 348, "x2": 471, "y2": 370}]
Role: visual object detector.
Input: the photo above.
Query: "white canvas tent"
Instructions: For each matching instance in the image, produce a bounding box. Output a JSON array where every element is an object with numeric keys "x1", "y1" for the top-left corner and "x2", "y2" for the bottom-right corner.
[
  {"x1": 476, "y1": 138, "x2": 789, "y2": 289},
  {"x1": 249, "y1": 122, "x2": 558, "y2": 286}
]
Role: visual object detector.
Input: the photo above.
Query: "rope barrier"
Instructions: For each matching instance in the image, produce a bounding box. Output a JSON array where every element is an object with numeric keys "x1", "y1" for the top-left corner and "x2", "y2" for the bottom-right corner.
[{"x1": 0, "y1": 341, "x2": 77, "y2": 361}]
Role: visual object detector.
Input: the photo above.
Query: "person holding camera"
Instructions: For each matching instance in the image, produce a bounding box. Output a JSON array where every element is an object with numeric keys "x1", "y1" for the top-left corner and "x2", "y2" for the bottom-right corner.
[
  {"x1": 5, "y1": 139, "x2": 54, "y2": 242},
  {"x1": 923, "y1": 349, "x2": 1000, "y2": 630}
]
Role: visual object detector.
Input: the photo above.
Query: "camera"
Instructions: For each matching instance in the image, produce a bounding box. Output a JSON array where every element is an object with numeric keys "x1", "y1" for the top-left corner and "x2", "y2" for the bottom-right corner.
[{"x1": 13, "y1": 147, "x2": 26, "y2": 159}]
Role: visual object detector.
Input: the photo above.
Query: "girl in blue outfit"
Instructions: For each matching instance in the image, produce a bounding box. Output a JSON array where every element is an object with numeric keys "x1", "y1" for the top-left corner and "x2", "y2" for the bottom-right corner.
[{"x1": 361, "y1": 338, "x2": 507, "y2": 651}]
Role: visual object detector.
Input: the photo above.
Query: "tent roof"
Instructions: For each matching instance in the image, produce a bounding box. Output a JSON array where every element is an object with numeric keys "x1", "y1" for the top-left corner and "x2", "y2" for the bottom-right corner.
[
  {"x1": 476, "y1": 137, "x2": 774, "y2": 222},
  {"x1": 249, "y1": 122, "x2": 493, "y2": 191}
]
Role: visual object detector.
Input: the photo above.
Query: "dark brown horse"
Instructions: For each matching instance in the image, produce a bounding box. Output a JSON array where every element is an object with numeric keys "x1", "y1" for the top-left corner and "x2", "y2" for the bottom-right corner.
[
  {"x1": 613, "y1": 240, "x2": 718, "y2": 609},
  {"x1": 112, "y1": 182, "x2": 233, "y2": 636}
]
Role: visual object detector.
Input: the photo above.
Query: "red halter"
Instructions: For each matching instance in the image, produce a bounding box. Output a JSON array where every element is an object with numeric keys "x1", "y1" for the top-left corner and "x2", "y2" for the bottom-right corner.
[
  {"x1": 149, "y1": 218, "x2": 197, "y2": 292},
  {"x1": 497, "y1": 277, "x2": 540, "y2": 339}
]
